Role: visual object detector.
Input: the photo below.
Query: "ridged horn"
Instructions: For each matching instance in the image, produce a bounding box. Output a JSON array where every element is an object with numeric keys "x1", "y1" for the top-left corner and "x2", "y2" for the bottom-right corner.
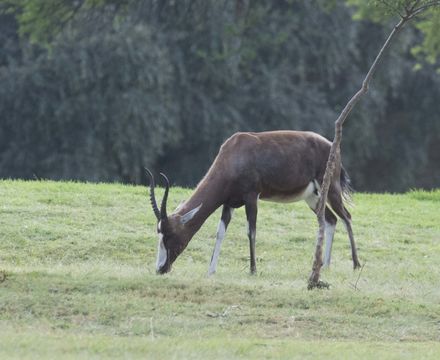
[
  {"x1": 159, "y1": 172, "x2": 170, "y2": 220},
  {"x1": 145, "y1": 168, "x2": 160, "y2": 221}
]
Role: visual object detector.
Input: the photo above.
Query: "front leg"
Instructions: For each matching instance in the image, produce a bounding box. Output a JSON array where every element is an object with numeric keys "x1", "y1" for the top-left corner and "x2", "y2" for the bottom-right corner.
[
  {"x1": 245, "y1": 193, "x2": 258, "y2": 275},
  {"x1": 208, "y1": 206, "x2": 233, "y2": 275}
]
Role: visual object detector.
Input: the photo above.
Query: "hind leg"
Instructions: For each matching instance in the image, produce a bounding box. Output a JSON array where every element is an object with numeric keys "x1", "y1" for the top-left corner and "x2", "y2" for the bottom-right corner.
[
  {"x1": 323, "y1": 208, "x2": 337, "y2": 268},
  {"x1": 245, "y1": 193, "x2": 258, "y2": 274},
  {"x1": 328, "y1": 186, "x2": 361, "y2": 269},
  {"x1": 305, "y1": 192, "x2": 337, "y2": 268}
]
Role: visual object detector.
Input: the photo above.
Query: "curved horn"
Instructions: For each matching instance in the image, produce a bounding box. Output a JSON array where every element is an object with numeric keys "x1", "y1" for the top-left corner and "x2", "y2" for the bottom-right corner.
[
  {"x1": 145, "y1": 168, "x2": 160, "y2": 221},
  {"x1": 159, "y1": 172, "x2": 170, "y2": 220}
]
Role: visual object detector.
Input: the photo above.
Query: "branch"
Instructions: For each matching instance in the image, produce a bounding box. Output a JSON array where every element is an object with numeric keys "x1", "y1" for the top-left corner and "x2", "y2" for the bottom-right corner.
[
  {"x1": 408, "y1": 0, "x2": 422, "y2": 12},
  {"x1": 315, "y1": 16, "x2": 406, "y2": 217},
  {"x1": 407, "y1": 1, "x2": 440, "y2": 20},
  {"x1": 379, "y1": 0, "x2": 405, "y2": 18}
]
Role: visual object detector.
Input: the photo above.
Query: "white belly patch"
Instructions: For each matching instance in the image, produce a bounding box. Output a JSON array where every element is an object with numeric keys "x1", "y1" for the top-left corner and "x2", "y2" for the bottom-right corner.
[{"x1": 261, "y1": 181, "x2": 316, "y2": 203}]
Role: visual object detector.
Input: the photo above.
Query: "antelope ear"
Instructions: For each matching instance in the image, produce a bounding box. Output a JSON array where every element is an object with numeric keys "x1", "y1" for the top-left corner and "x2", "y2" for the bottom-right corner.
[{"x1": 180, "y1": 203, "x2": 203, "y2": 225}]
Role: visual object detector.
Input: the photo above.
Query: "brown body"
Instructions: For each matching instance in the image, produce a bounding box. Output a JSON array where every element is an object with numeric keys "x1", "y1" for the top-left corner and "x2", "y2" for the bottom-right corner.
[{"x1": 148, "y1": 131, "x2": 360, "y2": 275}]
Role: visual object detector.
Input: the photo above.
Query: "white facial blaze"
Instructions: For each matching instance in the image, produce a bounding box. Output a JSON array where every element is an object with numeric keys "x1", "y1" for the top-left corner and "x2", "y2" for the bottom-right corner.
[
  {"x1": 156, "y1": 233, "x2": 167, "y2": 270},
  {"x1": 156, "y1": 221, "x2": 167, "y2": 270}
]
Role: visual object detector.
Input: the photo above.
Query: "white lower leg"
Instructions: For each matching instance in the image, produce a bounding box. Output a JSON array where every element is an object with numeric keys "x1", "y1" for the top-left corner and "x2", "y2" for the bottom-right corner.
[
  {"x1": 208, "y1": 220, "x2": 226, "y2": 275},
  {"x1": 323, "y1": 221, "x2": 336, "y2": 268}
]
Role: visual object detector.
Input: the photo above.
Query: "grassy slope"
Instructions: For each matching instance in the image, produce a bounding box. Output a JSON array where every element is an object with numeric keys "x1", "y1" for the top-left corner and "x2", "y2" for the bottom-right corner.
[{"x1": 0, "y1": 180, "x2": 439, "y2": 359}]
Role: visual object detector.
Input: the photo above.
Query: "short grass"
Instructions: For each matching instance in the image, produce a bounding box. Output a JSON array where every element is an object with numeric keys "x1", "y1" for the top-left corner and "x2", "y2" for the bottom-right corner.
[{"x1": 0, "y1": 180, "x2": 439, "y2": 359}]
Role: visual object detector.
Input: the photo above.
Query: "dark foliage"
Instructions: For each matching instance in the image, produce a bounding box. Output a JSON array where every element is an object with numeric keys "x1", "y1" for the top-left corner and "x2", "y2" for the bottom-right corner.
[{"x1": 0, "y1": 0, "x2": 439, "y2": 191}]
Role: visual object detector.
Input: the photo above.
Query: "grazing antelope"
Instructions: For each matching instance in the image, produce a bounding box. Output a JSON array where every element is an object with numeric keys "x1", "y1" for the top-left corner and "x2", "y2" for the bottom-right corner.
[{"x1": 147, "y1": 130, "x2": 360, "y2": 275}]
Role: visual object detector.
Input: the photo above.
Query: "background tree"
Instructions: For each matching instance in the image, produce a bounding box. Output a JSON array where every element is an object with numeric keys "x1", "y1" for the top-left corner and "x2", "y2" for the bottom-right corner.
[{"x1": 0, "y1": 0, "x2": 439, "y2": 190}]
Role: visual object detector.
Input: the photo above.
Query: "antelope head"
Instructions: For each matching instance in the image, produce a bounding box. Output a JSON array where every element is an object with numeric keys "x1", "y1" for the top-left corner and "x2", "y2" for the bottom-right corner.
[{"x1": 146, "y1": 169, "x2": 202, "y2": 274}]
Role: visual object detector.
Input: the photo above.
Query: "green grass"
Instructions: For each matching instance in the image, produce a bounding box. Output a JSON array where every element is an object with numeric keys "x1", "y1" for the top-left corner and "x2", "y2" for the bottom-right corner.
[{"x1": 1, "y1": 180, "x2": 439, "y2": 359}]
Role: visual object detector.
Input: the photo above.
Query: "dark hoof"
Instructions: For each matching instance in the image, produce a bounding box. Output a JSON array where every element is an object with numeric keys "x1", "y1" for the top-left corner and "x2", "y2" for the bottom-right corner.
[
  {"x1": 353, "y1": 261, "x2": 362, "y2": 270},
  {"x1": 307, "y1": 280, "x2": 330, "y2": 290}
]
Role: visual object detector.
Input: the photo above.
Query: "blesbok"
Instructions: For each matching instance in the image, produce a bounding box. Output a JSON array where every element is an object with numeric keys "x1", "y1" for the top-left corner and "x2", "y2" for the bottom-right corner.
[{"x1": 147, "y1": 130, "x2": 360, "y2": 275}]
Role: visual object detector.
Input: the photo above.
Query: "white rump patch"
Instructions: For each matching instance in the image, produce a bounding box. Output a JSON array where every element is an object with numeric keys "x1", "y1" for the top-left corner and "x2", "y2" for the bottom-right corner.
[{"x1": 156, "y1": 232, "x2": 167, "y2": 270}]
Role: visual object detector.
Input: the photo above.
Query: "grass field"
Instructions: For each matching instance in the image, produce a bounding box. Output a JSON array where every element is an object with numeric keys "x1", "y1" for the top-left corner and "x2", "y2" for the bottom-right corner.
[{"x1": 1, "y1": 180, "x2": 439, "y2": 359}]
